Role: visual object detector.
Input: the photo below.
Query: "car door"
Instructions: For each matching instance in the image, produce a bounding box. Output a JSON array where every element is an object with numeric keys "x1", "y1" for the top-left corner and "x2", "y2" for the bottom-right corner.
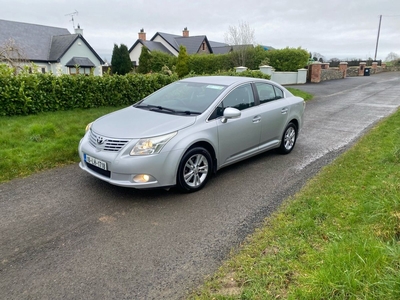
[
  {"x1": 254, "y1": 82, "x2": 290, "y2": 151},
  {"x1": 215, "y1": 83, "x2": 261, "y2": 167}
]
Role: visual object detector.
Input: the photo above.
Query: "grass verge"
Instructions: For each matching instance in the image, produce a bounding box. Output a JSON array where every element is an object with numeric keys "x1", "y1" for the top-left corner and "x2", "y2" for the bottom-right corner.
[
  {"x1": 287, "y1": 87, "x2": 313, "y2": 101},
  {"x1": 191, "y1": 109, "x2": 400, "y2": 299},
  {"x1": 0, "y1": 106, "x2": 123, "y2": 182}
]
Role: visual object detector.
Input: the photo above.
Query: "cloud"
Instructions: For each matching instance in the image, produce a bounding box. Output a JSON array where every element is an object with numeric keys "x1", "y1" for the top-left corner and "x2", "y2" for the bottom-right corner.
[{"x1": 1, "y1": 0, "x2": 399, "y2": 61}]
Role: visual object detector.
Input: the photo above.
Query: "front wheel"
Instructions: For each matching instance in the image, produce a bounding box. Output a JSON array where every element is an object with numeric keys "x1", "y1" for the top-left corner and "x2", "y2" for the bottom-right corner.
[
  {"x1": 177, "y1": 147, "x2": 212, "y2": 193},
  {"x1": 279, "y1": 122, "x2": 297, "y2": 154}
]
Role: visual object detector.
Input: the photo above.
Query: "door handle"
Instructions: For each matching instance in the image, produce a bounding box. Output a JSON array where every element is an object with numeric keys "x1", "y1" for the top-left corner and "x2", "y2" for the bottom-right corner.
[
  {"x1": 281, "y1": 108, "x2": 288, "y2": 114},
  {"x1": 252, "y1": 116, "x2": 261, "y2": 123}
]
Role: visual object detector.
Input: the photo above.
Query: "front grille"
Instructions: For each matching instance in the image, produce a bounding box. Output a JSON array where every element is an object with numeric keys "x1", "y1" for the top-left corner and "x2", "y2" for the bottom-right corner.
[
  {"x1": 89, "y1": 130, "x2": 130, "y2": 152},
  {"x1": 87, "y1": 163, "x2": 111, "y2": 178}
]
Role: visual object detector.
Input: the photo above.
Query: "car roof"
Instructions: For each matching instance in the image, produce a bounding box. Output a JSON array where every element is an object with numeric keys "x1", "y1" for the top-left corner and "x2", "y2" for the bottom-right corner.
[{"x1": 181, "y1": 76, "x2": 265, "y2": 86}]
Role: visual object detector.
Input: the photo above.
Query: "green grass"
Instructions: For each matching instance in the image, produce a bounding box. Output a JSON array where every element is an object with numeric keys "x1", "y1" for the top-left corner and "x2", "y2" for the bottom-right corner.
[
  {"x1": 287, "y1": 87, "x2": 313, "y2": 101},
  {"x1": 0, "y1": 106, "x2": 124, "y2": 182},
  {"x1": 191, "y1": 109, "x2": 400, "y2": 299}
]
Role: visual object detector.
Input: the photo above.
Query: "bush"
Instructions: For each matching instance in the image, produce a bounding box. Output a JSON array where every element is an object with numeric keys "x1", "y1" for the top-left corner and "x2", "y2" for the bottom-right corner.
[
  {"x1": 265, "y1": 47, "x2": 309, "y2": 71},
  {"x1": 0, "y1": 65, "x2": 178, "y2": 116}
]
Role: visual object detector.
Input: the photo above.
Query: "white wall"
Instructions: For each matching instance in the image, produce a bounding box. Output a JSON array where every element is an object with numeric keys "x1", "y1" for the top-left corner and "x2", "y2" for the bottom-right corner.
[
  {"x1": 58, "y1": 37, "x2": 103, "y2": 76},
  {"x1": 129, "y1": 44, "x2": 143, "y2": 66}
]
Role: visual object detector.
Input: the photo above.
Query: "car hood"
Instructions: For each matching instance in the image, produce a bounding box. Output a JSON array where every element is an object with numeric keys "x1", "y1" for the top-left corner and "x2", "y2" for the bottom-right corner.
[{"x1": 91, "y1": 106, "x2": 196, "y2": 138}]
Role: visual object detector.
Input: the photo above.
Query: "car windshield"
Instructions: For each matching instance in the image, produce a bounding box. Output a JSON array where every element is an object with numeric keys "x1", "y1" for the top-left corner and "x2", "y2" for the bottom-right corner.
[{"x1": 135, "y1": 81, "x2": 227, "y2": 115}]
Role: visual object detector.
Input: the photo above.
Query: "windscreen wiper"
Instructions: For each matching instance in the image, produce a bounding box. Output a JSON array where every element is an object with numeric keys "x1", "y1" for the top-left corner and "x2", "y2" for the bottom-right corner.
[
  {"x1": 135, "y1": 104, "x2": 176, "y2": 113},
  {"x1": 174, "y1": 110, "x2": 201, "y2": 115}
]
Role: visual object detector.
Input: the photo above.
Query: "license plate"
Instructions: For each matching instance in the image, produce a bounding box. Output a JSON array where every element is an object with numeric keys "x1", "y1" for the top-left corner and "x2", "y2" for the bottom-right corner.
[{"x1": 84, "y1": 154, "x2": 107, "y2": 170}]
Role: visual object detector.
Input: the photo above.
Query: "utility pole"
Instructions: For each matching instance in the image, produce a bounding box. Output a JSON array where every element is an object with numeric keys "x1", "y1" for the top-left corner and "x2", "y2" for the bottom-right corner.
[{"x1": 374, "y1": 15, "x2": 382, "y2": 61}]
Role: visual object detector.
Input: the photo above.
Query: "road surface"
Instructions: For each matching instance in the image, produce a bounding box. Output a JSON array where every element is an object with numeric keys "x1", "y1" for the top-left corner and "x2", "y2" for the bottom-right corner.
[{"x1": 1, "y1": 72, "x2": 399, "y2": 299}]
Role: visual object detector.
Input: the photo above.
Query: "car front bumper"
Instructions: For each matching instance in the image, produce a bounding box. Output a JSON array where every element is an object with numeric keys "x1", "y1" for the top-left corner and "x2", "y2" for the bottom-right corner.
[{"x1": 78, "y1": 135, "x2": 182, "y2": 189}]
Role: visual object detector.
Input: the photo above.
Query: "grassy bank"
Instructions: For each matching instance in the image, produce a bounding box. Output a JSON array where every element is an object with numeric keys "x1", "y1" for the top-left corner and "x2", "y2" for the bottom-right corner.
[
  {"x1": 0, "y1": 106, "x2": 124, "y2": 182},
  {"x1": 0, "y1": 88, "x2": 310, "y2": 183},
  {"x1": 191, "y1": 109, "x2": 400, "y2": 299}
]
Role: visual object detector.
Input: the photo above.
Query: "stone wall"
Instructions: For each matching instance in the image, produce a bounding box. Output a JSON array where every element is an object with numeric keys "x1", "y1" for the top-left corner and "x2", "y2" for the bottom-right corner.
[
  {"x1": 384, "y1": 66, "x2": 400, "y2": 72},
  {"x1": 320, "y1": 68, "x2": 344, "y2": 81},
  {"x1": 347, "y1": 67, "x2": 359, "y2": 77}
]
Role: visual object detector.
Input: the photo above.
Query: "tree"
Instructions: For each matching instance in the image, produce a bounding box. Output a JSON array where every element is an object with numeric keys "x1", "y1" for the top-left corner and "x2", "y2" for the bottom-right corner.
[
  {"x1": 111, "y1": 44, "x2": 132, "y2": 75},
  {"x1": 137, "y1": 46, "x2": 152, "y2": 74},
  {"x1": 385, "y1": 52, "x2": 399, "y2": 62},
  {"x1": 312, "y1": 52, "x2": 325, "y2": 63},
  {"x1": 0, "y1": 38, "x2": 28, "y2": 74},
  {"x1": 175, "y1": 45, "x2": 189, "y2": 78},
  {"x1": 224, "y1": 21, "x2": 255, "y2": 67}
]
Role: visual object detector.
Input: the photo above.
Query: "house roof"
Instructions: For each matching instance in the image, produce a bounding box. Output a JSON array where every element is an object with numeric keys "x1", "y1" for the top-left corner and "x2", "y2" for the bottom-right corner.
[
  {"x1": 49, "y1": 34, "x2": 79, "y2": 61},
  {"x1": 150, "y1": 32, "x2": 219, "y2": 54},
  {"x1": 142, "y1": 40, "x2": 171, "y2": 53},
  {"x1": 0, "y1": 19, "x2": 70, "y2": 61},
  {"x1": 152, "y1": 32, "x2": 180, "y2": 50},
  {"x1": 211, "y1": 46, "x2": 232, "y2": 54},
  {"x1": 65, "y1": 57, "x2": 95, "y2": 67},
  {"x1": 175, "y1": 35, "x2": 209, "y2": 54},
  {"x1": 0, "y1": 19, "x2": 104, "y2": 64}
]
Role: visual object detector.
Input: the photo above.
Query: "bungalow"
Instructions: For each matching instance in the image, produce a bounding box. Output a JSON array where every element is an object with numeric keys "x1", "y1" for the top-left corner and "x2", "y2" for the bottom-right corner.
[
  {"x1": 128, "y1": 28, "x2": 231, "y2": 67},
  {"x1": 0, "y1": 19, "x2": 104, "y2": 75}
]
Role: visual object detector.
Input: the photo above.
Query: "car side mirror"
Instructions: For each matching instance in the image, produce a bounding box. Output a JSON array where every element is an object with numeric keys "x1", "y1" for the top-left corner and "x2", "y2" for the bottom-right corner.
[{"x1": 221, "y1": 107, "x2": 241, "y2": 123}]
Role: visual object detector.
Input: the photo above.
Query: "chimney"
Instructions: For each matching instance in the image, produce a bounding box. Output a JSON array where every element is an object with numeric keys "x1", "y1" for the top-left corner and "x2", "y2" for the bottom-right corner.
[
  {"x1": 182, "y1": 27, "x2": 189, "y2": 37},
  {"x1": 74, "y1": 24, "x2": 83, "y2": 35},
  {"x1": 138, "y1": 28, "x2": 146, "y2": 40}
]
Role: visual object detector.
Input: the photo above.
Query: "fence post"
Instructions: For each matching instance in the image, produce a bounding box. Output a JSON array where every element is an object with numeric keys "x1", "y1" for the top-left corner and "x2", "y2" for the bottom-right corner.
[
  {"x1": 259, "y1": 65, "x2": 273, "y2": 76},
  {"x1": 235, "y1": 66, "x2": 247, "y2": 73},
  {"x1": 358, "y1": 62, "x2": 367, "y2": 76},
  {"x1": 339, "y1": 62, "x2": 348, "y2": 78},
  {"x1": 309, "y1": 62, "x2": 322, "y2": 83},
  {"x1": 297, "y1": 69, "x2": 307, "y2": 84}
]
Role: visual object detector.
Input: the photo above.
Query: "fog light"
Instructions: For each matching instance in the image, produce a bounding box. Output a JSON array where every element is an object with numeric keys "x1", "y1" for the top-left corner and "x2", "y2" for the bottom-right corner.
[{"x1": 133, "y1": 174, "x2": 155, "y2": 183}]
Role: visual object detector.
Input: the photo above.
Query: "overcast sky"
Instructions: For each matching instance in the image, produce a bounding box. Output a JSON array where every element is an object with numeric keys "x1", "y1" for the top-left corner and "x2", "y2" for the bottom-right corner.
[{"x1": 1, "y1": 0, "x2": 399, "y2": 62}]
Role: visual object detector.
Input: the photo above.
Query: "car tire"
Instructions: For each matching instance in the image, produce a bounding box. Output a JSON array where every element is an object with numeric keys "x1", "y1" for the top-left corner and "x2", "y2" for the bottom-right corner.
[
  {"x1": 177, "y1": 147, "x2": 212, "y2": 193},
  {"x1": 279, "y1": 122, "x2": 297, "y2": 154}
]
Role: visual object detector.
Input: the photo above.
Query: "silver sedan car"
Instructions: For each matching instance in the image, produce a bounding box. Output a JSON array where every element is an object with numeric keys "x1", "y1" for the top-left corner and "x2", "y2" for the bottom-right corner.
[{"x1": 78, "y1": 76, "x2": 305, "y2": 192}]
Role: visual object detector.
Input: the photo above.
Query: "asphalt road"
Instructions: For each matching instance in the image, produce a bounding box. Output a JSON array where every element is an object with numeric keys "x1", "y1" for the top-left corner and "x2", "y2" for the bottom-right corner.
[{"x1": 1, "y1": 72, "x2": 399, "y2": 300}]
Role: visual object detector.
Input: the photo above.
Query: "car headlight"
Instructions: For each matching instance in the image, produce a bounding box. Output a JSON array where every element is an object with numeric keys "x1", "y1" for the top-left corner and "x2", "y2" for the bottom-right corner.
[
  {"x1": 85, "y1": 122, "x2": 93, "y2": 132},
  {"x1": 130, "y1": 132, "x2": 177, "y2": 156}
]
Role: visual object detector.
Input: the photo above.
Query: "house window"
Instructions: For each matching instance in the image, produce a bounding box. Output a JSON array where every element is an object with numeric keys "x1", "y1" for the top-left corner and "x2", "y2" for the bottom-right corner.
[
  {"x1": 202, "y1": 42, "x2": 205, "y2": 51},
  {"x1": 41, "y1": 68, "x2": 46, "y2": 74},
  {"x1": 69, "y1": 67, "x2": 92, "y2": 75},
  {"x1": 81, "y1": 67, "x2": 91, "y2": 75},
  {"x1": 69, "y1": 67, "x2": 79, "y2": 75}
]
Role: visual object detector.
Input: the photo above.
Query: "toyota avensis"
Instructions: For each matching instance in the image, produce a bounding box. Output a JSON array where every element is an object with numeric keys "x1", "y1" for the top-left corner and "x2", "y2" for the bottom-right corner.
[{"x1": 78, "y1": 76, "x2": 305, "y2": 192}]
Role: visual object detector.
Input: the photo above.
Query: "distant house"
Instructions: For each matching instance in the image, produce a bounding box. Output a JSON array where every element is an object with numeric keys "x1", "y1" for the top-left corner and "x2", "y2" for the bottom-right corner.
[
  {"x1": 0, "y1": 19, "x2": 104, "y2": 75},
  {"x1": 128, "y1": 28, "x2": 231, "y2": 67}
]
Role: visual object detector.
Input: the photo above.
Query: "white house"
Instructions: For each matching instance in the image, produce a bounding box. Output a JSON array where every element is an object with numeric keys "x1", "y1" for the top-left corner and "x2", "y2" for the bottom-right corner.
[{"x1": 0, "y1": 19, "x2": 104, "y2": 75}]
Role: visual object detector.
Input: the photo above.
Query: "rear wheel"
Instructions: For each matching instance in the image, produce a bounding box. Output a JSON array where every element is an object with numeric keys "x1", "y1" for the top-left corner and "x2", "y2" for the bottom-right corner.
[
  {"x1": 279, "y1": 122, "x2": 297, "y2": 154},
  {"x1": 177, "y1": 147, "x2": 212, "y2": 192}
]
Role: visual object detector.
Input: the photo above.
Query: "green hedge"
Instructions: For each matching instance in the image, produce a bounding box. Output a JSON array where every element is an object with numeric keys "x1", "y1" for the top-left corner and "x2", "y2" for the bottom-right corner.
[
  {"x1": 0, "y1": 65, "x2": 271, "y2": 117},
  {"x1": 264, "y1": 47, "x2": 310, "y2": 71},
  {"x1": 0, "y1": 69, "x2": 179, "y2": 116}
]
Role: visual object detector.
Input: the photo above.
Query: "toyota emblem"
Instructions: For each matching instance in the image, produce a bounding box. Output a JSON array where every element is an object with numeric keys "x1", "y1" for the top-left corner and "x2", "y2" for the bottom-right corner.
[{"x1": 96, "y1": 136, "x2": 105, "y2": 145}]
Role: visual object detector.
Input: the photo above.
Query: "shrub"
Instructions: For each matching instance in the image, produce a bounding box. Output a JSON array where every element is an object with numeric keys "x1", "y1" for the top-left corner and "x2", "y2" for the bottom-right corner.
[
  {"x1": 176, "y1": 45, "x2": 190, "y2": 78},
  {"x1": 0, "y1": 64, "x2": 178, "y2": 116},
  {"x1": 265, "y1": 47, "x2": 309, "y2": 71}
]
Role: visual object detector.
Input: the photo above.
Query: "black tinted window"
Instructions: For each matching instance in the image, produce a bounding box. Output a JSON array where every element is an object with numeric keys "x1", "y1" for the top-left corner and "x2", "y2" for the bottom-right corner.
[{"x1": 222, "y1": 84, "x2": 255, "y2": 111}]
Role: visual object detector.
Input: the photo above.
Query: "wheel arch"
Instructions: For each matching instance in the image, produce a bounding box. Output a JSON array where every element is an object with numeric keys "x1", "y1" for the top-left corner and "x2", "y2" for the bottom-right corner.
[
  {"x1": 288, "y1": 118, "x2": 299, "y2": 132},
  {"x1": 186, "y1": 141, "x2": 218, "y2": 173}
]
